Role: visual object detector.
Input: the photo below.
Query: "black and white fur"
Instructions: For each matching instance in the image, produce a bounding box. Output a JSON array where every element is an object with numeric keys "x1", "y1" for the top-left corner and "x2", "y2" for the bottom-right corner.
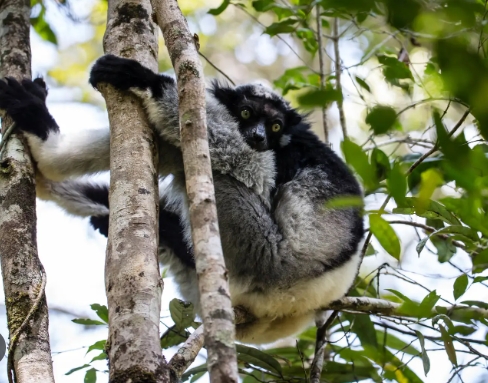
[{"x1": 0, "y1": 56, "x2": 364, "y2": 344}]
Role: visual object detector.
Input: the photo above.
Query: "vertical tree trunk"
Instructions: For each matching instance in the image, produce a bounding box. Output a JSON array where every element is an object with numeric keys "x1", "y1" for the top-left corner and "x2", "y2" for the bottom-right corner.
[
  {"x1": 151, "y1": 1, "x2": 239, "y2": 382},
  {"x1": 0, "y1": 0, "x2": 55, "y2": 382},
  {"x1": 101, "y1": 0, "x2": 167, "y2": 381}
]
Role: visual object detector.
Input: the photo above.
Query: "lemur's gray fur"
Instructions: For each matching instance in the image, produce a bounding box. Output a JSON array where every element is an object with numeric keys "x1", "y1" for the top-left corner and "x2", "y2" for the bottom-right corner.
[{"x1": 0, "y1": 56, "x2": 363, "y2": 344}]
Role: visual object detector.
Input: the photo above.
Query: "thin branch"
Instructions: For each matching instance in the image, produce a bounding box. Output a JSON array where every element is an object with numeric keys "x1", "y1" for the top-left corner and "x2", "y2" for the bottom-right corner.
[
  {"x1": 315, "y1": 5, "x2": 329, "y2": 143},
  {"x1": 199, "y1": 52, "x2": 235, "y2": 86},
  {"x1": 310, "y1": 311, "x2": 338, "y2": 383},
  {"x1": 407, "y1": 109, "x2": 470, "y2": 175},
  {"x1": 169, "y1": 326, "x2": 205, "y2": 379},
  {"x1": 387, "y1": 220, "x2": 468, "y2": 251},
  {"x1": 236, "y1": 5, "x2": 318, "y2": 73},
  {"x1": 333, "y1": 18, "x2": 347, "y2": 138}
]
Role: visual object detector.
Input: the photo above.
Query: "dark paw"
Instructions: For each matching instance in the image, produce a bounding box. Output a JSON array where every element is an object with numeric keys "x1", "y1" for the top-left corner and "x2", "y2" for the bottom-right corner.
[
  {"x1": 89, "y1": 54, "x2": 159, "y2": 92},
  {"x1": 0, "y1": 77, "x2": 57, "y2": 140},
  {"x1": 90, "y1": 215, "x2": 109, "y2": 237}
]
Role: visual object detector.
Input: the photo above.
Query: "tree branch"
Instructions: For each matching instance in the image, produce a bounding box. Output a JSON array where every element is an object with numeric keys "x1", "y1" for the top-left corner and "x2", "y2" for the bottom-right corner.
[
  {"x1": 333, "y1": 18, "x2": 347, "y2": 138},
  {"x1": 151, "y1": 1, "x2": 239, "y2": 382},
  {"x1": 169, "y1": 326, "x2": 205, "y2": 379},
  {"x1": 101, "y1": 0, "x2": 166, "y2": 381},
  {"x1": 0, "y1": 0, "x2": 54, "y2": 381},
  {"x1": 315, "y1": 5, "x2": 329, "y2": 143}
]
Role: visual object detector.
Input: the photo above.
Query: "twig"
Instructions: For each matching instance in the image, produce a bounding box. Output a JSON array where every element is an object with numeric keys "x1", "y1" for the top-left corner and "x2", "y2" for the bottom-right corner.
[
  {"x1": 315, "y1": 5, "x2": 329, "y2": 143},
  {"x1": 169, "y1": 325, "x2": 205, "y2": 379},
  {"x1": 0, "y1": 122, "x2": 16, "y2": 158},
  {"x1": 333, "y1": 18, "x2": 347, "y2": 138},
  {"x1": 7, "y1": 264, "x2": 47, "y2": 383},
  {"x1": 387, "y1": 220, "x2": 469, "y2": 251},
  {"x1": 407, "y1": 109, "x2": 470, "y2": 175},
  {"x1": 198, "y1": 52, "x2": 235, "y2": 86},
  {"x1": 236, "y1": 5, "x2": 318, "y2": 73},
  {"x1": 310, "y1": 311, "x2": 338, "y2": 383}
]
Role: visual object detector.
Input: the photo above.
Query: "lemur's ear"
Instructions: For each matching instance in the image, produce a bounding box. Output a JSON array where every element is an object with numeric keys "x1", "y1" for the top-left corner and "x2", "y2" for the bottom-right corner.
[
  {"x1": 286, "y1": 109, "x2": 302, "y2": 126},
  {"x1": 210, "y1": 80, "x2": 239, "y2": 108}
]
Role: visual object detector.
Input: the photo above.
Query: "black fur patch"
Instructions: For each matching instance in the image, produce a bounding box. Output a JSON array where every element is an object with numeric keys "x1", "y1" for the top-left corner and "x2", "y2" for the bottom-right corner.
[
  {"x1": 0, "y1": 77, "x2": 58, "y2": 140},
  {"x1": 274, "y1": 122, "x2": 364, "y2": 270},
  {"x1": 85, "y1": 184, "x2": 194, "y2": 267},
  {"x1": 89, "y1": 55, "x2": 174, "y2": 98}
]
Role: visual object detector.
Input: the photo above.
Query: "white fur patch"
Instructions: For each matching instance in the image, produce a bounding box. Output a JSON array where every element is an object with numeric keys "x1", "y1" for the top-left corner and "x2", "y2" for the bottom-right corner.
[
  {"x1": 232, "y1": 253, "x2": 361, "y2": 344},
  {"x1": 280, "y1": 134, "x2": 291, "y2": 147}
]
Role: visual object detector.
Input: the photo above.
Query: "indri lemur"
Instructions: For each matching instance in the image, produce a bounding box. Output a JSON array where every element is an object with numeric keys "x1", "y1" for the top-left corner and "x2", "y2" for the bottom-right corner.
[{"x1": 0, "y1": 55, "x2": 364, "y2": 343}]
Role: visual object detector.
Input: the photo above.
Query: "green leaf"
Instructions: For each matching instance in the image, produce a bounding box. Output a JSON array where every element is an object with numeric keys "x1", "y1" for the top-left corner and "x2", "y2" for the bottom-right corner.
[
  {"x1": 439, "y1": 324, "x2": 457, "y2": 366},
  {"x1": 415, "y1": 331, "x2": 430, "y2": 376},
  {"x1": 453, "y1": 274, "x2": 469, "y2": 300},
  {"x1": 169, "y1": 299, "x2": 195, "y2": 330},
  {"x1": 89, "y1": 352, "x2": 107, "y2": 363},
  {"x1": 65, "y1": 364, "x2": 90, "y2": 375},
  {"x1": 369, "y1": 214, "x2": 401, "y2": 259},
  {"x1": 377, "y1": 55, "x2": 413, "y2": 87},
  {"x1": 366, "y1": 106, "x2": 398, "y2": 134},
  {"x1": 418, "y1": 291, "x2": 440, "y2": 317},
  {"x1": 416, "y1": 237, "x2": 428, "y2": 255},
  {"x1": 84, "y1": 368, "x2": 97, "y2": 383},
  {"x1": 90, "y1": 304, "x2": 108, "y2": 323},
  {"x1": 251, "y1": 0, "x2": 273, "y2": 11},
  {"x1": 355, "y1": 76, "x2": 371, "y2": 92},
  {"x1": 236, "y1": 344, "x2": 282, "y2": 374},
  {"x1": 264, "y1": 19, "x2": 297, "y2": 36},
  {"x1": 341, "y1": 139, "x2": 377, "y2": 191},
  {"x1": 371, "y1": 148, "x2": 390, "y2": 182},
  {"x1": 461, "y1": 300, "x2": 488, "y2": 310},
  {"x1": 31, "y1": 7, "x2": 58, "y2": 45},
  {"x1": 365, "y1": 243, "x2": 377, "y2": 256},
  {"x1": 350, "y1": 314, "x2": 378, "y2": 348},
  {"x1": 182, "y1": 364, "x2": 208, "y2": 383},
  {"x1": 72, "y1": 319, "x2": 106, "y2": 326},
  {"x1": 208, "y1": 0, "x2": 230, "y2": 15},
  {"x1": 387, "y1": 162, "x2": 407, "y2": 206},
  {"x1": 324, "y1": 196, "x2": 364, "y2": 209},
  {"x1": 160, "y1": 325, "x2": 188, "y2": 349},
  {"x1": 297, "y1": 88, "x2": 343, "y2": 108},
  {"x1": 87, "y1": 340, "x2": 106, "y2": 355}
]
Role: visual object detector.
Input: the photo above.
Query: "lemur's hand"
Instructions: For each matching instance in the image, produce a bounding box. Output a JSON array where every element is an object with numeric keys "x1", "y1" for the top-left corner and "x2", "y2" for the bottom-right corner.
[
  {"x1": 89, "y1": 54, "x2": 159, "y2": 92},
  {"x1": 0, "y1": 77, "x2": 57, "y2": 140}
]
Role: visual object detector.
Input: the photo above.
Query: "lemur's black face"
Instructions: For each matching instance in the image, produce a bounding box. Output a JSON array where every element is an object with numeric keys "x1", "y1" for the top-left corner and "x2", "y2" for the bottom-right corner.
[{"x1": 211, "y1": 82, "x2": 302, "y2": 152}]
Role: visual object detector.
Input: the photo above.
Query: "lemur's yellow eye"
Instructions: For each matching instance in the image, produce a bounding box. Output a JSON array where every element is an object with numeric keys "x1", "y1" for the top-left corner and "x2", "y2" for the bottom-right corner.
[
  {"x1": 241, "y1": 109, "x2": 251, "y2": 119},
  {"x1": 272, "y1": 123, "x2": 281, "y2": 132}
]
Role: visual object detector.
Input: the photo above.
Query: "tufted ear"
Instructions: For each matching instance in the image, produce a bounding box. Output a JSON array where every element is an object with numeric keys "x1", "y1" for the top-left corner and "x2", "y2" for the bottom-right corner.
[
  {"x1": 210, "y1": 80, "x2": 240, "y2": 111},
  {"x1": 286, "y1": 108, "x2": 303, "y2": 126}
]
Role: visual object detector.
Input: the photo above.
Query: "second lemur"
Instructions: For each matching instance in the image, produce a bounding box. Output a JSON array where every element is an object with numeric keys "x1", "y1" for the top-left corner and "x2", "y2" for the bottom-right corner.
[{"x1": 0, "y1": 55, "x2": 364, "y2": 343}]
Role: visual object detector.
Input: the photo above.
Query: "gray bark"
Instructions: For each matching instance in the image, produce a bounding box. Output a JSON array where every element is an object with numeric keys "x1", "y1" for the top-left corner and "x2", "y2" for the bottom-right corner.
[
  {"x1": 0, "y1": 0, "x2": 55, "y2": 382},
  {"x1": 151, "y1": 1, "x2": 238, "y2": 382},
  {"x1": 102, "y1": 0, "x2": 168, "y2": 381}
]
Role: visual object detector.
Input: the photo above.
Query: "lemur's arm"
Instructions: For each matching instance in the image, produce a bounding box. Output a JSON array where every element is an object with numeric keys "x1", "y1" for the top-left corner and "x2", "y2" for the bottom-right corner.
[
  {"x1": 90, "y1": 55, "x2": 275, "y2": 197},
  {"x1": 0, "y1": 78, "x2": 110, "y2": 181}
]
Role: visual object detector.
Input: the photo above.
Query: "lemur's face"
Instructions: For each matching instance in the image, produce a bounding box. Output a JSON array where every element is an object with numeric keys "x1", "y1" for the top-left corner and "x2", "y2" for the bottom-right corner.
[{"x1": 212, "y1": 83, "x2": 302, "y2": 152}]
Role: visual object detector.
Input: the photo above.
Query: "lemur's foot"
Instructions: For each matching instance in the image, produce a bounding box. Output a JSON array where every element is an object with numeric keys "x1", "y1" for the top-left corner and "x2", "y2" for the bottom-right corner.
[{"x1": 0, "y1": 77, "x2": 57, "y2": 140}]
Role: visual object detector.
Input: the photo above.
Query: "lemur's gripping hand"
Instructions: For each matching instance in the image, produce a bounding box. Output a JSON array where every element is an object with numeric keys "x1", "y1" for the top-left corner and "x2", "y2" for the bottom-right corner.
[
  {"x1": 89, "y1": 55, "x2": 160, "y2": 92},
  {"x1": 0, "y1": 77, "x2": 58, "y2": 140}
]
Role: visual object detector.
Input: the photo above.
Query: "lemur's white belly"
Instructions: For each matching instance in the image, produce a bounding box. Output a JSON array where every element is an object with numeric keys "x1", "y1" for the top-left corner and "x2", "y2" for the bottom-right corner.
[{"x1": 230, "y1": 253, "x2": 361, "y2": 319}]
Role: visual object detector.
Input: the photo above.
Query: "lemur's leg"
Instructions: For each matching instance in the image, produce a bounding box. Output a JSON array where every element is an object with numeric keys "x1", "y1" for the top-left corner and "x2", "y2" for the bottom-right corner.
[{"x1": 0, "y1": 77, "x2": 110, "y2": 181}]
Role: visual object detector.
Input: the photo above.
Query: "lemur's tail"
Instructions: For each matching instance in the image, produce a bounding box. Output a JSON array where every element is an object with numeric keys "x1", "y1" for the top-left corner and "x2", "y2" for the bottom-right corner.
[
  {"x1": 36, "y1": 176, "x2": 195, "y2": 267},
  {"x1": 36, "y1": 176, "x2": 110, "y2": 236}
]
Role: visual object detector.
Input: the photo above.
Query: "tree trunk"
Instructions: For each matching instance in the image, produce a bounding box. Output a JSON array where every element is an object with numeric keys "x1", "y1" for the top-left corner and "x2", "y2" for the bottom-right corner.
[
  {"x1": 151, "y1": 1, "x2": 239, "y2": 382},
  {"x1": 0, "y1": 0, "x2": 55, "y2": 382},
  {"x1": 101, "y1": 0, "x2": 168, "y2": 381}
]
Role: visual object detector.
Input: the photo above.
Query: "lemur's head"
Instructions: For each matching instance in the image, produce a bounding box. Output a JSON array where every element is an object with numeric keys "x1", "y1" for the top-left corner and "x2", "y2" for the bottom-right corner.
[{"x1": 211, "y1": 82, "x2": 303, "y2": 152}]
